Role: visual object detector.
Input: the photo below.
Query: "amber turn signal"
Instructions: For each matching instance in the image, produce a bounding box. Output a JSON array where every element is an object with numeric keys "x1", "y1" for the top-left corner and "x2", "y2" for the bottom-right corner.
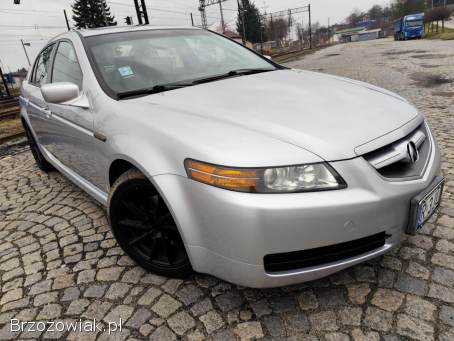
[{"x1": 185, "y1": 159, "x2": 258, "y2": 192}]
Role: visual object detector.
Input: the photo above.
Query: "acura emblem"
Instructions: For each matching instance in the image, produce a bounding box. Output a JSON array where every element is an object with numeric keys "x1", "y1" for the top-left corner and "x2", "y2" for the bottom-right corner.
[{"x1": 407, "y1": 141, "x2": 419, "y2": 164}]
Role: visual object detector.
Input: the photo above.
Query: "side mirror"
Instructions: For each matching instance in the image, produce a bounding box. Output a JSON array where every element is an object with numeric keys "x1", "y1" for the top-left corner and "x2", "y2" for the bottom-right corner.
[
  {"x1": 264, "y1": 55, "x2": 273, "y2": 61},
  {"x1": 41, "y1": 82, "x2": 80, "y2": 104}
]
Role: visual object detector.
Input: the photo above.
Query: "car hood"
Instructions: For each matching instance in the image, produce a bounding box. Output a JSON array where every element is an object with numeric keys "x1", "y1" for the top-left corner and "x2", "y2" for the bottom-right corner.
[{"x1": 131, "y1": 69, "x2": 422, "y2": 160}]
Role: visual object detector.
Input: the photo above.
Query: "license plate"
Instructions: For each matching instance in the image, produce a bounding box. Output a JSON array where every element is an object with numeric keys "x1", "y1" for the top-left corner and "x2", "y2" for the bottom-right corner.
[{"x1": 407, "y1": 176, "x2": 444, "y2": 235}]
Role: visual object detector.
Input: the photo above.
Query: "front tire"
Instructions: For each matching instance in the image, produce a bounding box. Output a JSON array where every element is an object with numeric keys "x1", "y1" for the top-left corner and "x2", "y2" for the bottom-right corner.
[
  {"x1": 23, "y1": 121, "x2": 54, "y2": 172},
  {"x1": 108, "y1": 169, "x2": 192, "y2": 278}
]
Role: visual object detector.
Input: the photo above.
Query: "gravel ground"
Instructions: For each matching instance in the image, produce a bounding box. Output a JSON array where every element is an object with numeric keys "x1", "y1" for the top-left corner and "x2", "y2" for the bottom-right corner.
[{"x1": 0, "y1": 38, "x2": 453, "y2": 340}]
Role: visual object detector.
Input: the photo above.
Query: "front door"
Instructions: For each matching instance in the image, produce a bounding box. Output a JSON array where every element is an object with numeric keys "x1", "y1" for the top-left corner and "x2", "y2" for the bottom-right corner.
[
  {"x1": 45, "y1": 40, "x2": 103, "y2": 188},
  {"x1": 23, "y1": 44, "x2": 56, "y2": 149}
]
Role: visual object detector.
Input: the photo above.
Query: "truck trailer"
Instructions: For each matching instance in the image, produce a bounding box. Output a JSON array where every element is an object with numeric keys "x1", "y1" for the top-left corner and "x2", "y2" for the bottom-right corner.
[{"x1": 393, "y1": 13, "x2": 424, "y2": 40}]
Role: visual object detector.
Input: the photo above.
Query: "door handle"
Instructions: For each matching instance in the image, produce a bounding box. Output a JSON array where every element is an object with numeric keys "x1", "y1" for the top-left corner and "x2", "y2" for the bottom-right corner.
[
  {"x1": 19, "y1": 96, "x2": 29, "y2": 107},
  {"x1": 41, "y1": 108, "x2": 52, "y2": 119}
]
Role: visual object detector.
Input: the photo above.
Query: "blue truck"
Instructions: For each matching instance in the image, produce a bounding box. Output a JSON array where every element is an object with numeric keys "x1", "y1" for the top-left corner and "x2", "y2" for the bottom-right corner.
[{"x1": 393, "y1": 13, "x2": 424, "y2": 40}]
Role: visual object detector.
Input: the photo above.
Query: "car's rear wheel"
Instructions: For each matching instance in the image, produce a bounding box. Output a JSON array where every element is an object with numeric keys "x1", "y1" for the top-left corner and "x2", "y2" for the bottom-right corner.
[
  {"x1": 23, "y1": 121, "x2": 54, "y2": 172},
  {"x1": 108, "y1": 169, "x2": 192, "y2": 278}
]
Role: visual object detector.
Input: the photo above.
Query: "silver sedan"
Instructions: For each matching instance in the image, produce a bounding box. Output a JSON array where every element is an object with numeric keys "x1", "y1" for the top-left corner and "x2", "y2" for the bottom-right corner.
[{"x1": 20, "y1": 26, "x2": 443, "y2": 288}]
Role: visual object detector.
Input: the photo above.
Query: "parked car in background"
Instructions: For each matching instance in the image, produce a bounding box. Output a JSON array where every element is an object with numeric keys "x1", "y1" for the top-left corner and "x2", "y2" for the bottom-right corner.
[
  {"x1": 20, "y1": 26, "x2": 443, "y2": 288},
  {"x1": 394, "y1": 13, "x2": 425, "y2": 40}
]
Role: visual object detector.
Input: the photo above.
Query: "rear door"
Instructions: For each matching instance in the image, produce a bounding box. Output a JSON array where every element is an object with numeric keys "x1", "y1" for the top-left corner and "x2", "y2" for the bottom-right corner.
[{"x1": 22, "y1": 44, "x2": 56, "y2": 148}]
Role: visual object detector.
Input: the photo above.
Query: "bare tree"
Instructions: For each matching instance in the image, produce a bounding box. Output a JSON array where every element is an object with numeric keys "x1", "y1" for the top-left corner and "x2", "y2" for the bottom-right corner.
[
  {"x1": 265, "y1": 18, "x2": 288, "y2": 47},
  {"x1": 425, "y1": 6, "x2": 451, "y2": 32},
  {"x1": 347, "y1": 9, "x2": 365, "y2": 25},
  {"x1": 368, "y1": 5, "x2": 383, "y2": 21}
]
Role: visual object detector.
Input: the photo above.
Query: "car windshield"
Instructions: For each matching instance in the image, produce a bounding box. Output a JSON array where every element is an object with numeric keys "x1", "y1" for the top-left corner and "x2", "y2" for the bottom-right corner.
[
  {"x1": 85, "y1": 29, "x2": 277, "y2": 97},
  {"x1": 406, "y1": 19, "x2": 423, "y2": 27}
]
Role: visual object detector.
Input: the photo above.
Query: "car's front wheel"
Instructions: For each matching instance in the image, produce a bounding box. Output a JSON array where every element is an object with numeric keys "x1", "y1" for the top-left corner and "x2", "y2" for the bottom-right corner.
[{"x1": 108, "y1": 169, "x2": 192, "y2": 278}]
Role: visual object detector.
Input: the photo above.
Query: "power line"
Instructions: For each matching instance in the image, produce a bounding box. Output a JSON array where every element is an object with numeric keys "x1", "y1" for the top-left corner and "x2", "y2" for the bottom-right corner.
[
  {"x1": 0, "y1": 7, "x2": 66, "y2": 14},
  {"x1": 0, "y1": 24, "x2": 67, "y2": 29},
  {"x1": 198, "y1": 0, "x2": 228, "y2": 30},
  {"x1": 109, "y1": 2, "x2": 222, "y2": 20},
  {"x1": 0, "y1": 10, "x2": 62, "y2": 18},
  {"x1": 0, "y1": 38, "x2": 49, "y2": 41}
]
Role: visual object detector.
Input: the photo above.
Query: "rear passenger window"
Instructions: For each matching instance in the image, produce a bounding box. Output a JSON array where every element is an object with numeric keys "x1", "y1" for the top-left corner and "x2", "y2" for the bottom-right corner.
[
  {"x1": 52, "y1": 41, "x2": 83, "y2": 90},
  {"x1": 32, "y1": 44, "x2": 55, "y2": 87}
]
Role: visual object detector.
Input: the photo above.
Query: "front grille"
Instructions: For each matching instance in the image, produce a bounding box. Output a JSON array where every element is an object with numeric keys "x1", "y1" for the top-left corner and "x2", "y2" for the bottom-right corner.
[
  {"x1": 363, "y1": 123, "x2": 431, "y2": 180},
  {"x1": 264, "y1": 232, "x2": 388, "y2": 273}
]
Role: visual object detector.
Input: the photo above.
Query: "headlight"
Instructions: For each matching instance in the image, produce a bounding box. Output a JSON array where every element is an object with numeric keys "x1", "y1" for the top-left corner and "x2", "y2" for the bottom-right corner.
[{"x1": 185, "y1": 159, "x2": 347, "y2": 193}]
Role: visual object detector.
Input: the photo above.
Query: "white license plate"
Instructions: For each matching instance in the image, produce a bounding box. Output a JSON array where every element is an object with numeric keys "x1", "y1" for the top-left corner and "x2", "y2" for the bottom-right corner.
[{"x1": 415, "y1": 182, "x2": 443, "y2": 230}]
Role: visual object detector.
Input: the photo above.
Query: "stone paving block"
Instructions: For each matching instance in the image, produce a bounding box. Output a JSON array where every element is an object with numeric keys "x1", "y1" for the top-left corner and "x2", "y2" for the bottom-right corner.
[
  {"x1": 396, "y1": 314, "x2": 434, "y2": 341},
  {"x1": 151, "y1": 294, "x2": 182, "y2": 318},
  {"x1": 200, "y1": 311, "x2": 224, "y2": 334},
  {"x1": 405, "y1": 295, "x2": 436, "y2": 321}
]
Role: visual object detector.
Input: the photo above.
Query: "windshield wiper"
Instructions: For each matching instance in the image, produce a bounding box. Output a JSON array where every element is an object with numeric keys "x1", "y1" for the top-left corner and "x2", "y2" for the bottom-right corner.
[
  {"x1": 117, "y1": 69, "x2": 275, "y2": 98},
  {"x1": 117, "y1": 84, "x2": 192, "y2": 99},
  {"x1": 191, "y1": 68, "x2": 275, "y2": 85}
]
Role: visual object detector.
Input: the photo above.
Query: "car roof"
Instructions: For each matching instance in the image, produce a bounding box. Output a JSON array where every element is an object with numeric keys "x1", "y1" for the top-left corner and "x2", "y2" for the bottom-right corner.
[
  {"x1": 49, "y1": 25, "x2": 201, "y2": 42},
  {"x1": 84, "y1": 25, "x2": 200, "y2": 37}
]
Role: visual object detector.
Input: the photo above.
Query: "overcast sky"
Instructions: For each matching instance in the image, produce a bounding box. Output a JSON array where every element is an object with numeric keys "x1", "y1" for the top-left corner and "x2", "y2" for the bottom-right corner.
[{"x1": 0, "y1": 0, "x2": 387, "y2": 71}]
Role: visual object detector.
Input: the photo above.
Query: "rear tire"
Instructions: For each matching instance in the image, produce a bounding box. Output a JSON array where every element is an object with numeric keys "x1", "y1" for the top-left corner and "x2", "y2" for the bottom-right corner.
[
  {"x1": 23, "y1": 121, "x2": 54, "y2": 172},
  {"x1": 108, "y1": 169, "x2": 192, "y2": 278}
]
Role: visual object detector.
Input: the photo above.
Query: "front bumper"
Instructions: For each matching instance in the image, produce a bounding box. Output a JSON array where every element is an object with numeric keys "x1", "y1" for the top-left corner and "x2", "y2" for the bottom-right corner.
[
  {"x1": 154, "y1": 142, "x2": 440, "y2": 288},
  {"x1": 405, "y1": 30, "x2": 423, "y2": 38}
]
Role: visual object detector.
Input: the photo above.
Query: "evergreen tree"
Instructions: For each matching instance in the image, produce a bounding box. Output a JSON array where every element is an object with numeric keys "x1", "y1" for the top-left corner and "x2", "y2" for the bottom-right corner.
[
  {"x1": 72, "y1": 0, "x2": 117, "y2": 29},
  {"x1": 237, "y1": 0, "x2": 264, "y2": 43}
]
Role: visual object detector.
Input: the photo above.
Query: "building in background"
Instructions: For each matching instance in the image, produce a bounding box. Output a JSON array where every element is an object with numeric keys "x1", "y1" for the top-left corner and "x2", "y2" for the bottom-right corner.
[
  {"x1": 223, "y1": 30, "x2": 253, "y2": 49},
  {"x1": 6, "y1": 69, "x2": 28, "y2": 89},
  {"x1": 334, "y1": 26, "x2": 385, "y2": 43}
]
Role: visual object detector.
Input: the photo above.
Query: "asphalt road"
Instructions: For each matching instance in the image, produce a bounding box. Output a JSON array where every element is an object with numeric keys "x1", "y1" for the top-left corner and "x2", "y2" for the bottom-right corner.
[{"x1": 0, "y1": 37, "x2": 453, "y2": 340}]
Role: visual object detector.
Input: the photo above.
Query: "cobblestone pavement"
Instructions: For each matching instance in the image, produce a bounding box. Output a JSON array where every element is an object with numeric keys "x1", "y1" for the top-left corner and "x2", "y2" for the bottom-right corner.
[{"x1": 1, "y1": 38, "x2": 454, "y2": 341}]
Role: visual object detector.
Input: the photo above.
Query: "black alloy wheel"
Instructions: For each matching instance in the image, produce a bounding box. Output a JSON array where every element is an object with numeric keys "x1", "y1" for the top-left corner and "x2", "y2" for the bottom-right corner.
[
  {"x1": 108, "y1": 169, "x2": 192, "y2": 278},
  {"x1": 23, "y1": 121, "x2": 54, "y2": 172}
]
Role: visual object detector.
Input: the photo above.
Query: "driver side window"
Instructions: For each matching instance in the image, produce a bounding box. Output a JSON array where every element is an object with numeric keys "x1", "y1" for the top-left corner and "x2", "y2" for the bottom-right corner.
[
  {"x1": 32, "y1": 44, "x2": 55, "y2": 87},
  {"x1": 52, "y1": 41, "x2": 83, "y2": 90}
]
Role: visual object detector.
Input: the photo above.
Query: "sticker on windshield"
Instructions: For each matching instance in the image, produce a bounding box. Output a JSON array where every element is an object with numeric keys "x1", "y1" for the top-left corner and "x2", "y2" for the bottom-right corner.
[{"x1": 118, "y1": 66, "x2": 134, "y2": 77}]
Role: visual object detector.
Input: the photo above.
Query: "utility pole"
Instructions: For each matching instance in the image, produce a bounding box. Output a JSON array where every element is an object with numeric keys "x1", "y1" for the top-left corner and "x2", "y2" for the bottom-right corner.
[
  {"x1": 63, "y1": 9, "x2": 70, "y2": 31},
  {"x1": 288, "y1": 9, "x2": 292, "y2": 47},
  {"x1": 191, "y1": 13, "x2": 195, "y2": 26},
  {"x1": 134, "y1": 0, "x2": 142, "y2": 24},
  {"x1": 259, "y1": 15, "x2": 264, "y2": 53},
  {"x1": 270, "y1": 13, "x2": 274, "y2": 42},
  {"x1": 141, "y1": 0, "x2": 149, "y2": 25},
  {"x1": 199, "y1": 0, "x2": 227, "y2": 31},
  {"x1": 20, "y1": 39, "x2": 31, "y2": 67},
  {"x1": 238, "y1": 0, "x2": 246, "y2": 43},
  {"x1": 263, "y1": 5, "x2": 311, "y2": 49},
  {"x1": 219, "y1": 0, "x2": 225, "y2": 33},
  {"x1": 308, "y1": 4, "x2": 312, "y2": 49},
  {"x1": 199, "y1": 0, "x2": 208, "y2": 29},
  {"x1": 327, "y1": 17, "x2": 330, "y2": 44},
  {"x1": 134, "y1": 0, "x2": 149, "y2": 25},
  {"x1": 0, "y1": 67, "x2": 12, "y2": 98}
]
